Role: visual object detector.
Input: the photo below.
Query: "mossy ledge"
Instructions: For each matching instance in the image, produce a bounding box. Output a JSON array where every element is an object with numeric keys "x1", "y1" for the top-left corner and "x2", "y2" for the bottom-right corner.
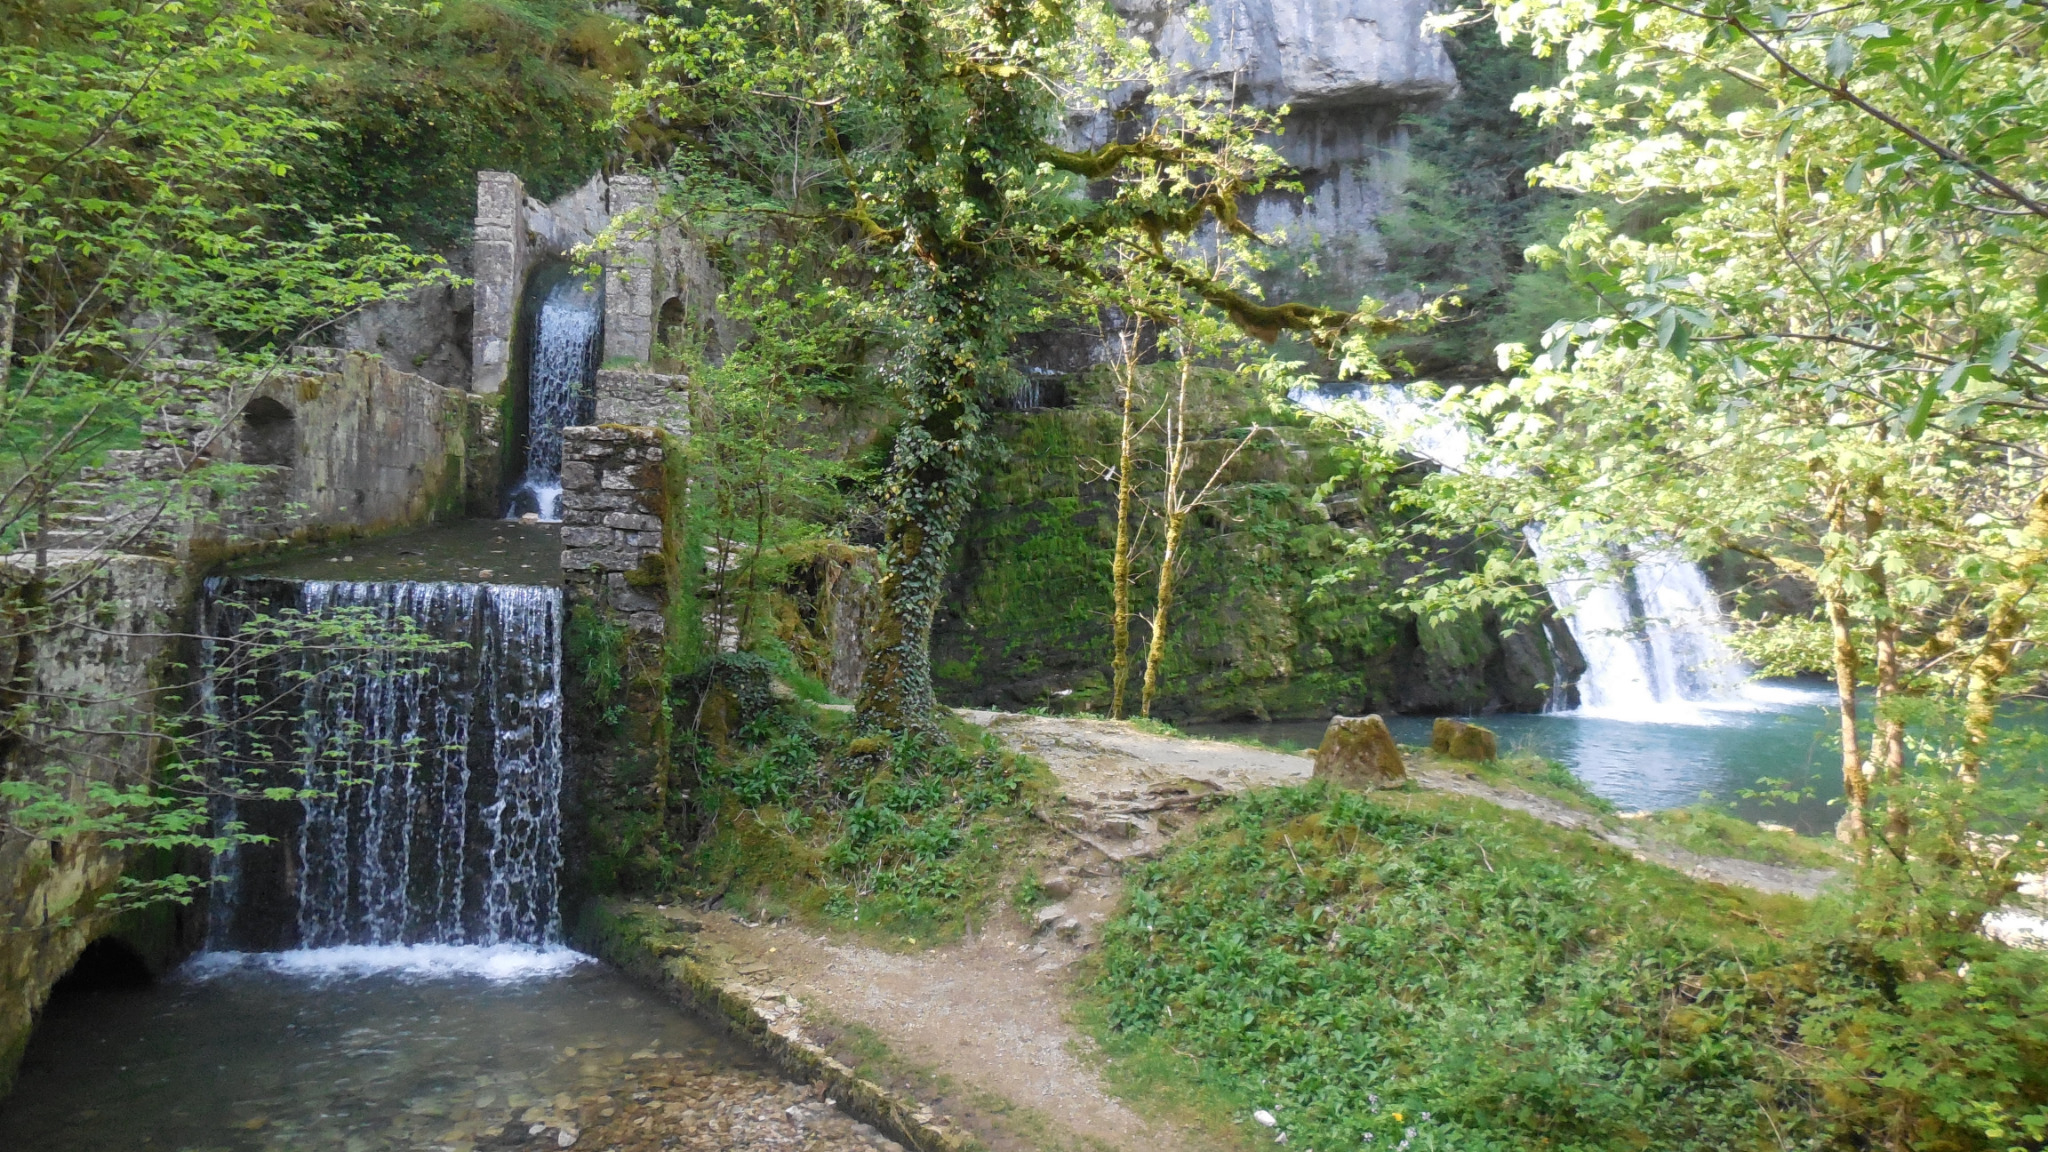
[{"x1": 574, "y1": 898, "x2": 979, "y2": 1152}]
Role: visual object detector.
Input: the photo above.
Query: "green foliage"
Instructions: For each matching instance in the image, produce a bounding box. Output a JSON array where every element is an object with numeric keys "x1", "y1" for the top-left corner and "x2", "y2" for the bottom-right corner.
[
  {"x1": 269, "y1": 0, "x2": 629, "y2": 248},
  {"x1": 659, "y1": 682, "x2": 1049, "y2": 939},
  {"x1": 567, "y1": 600, "x2": 629, "y2": 730},
  {"x1": 1094, "y1": 784, "x2": 2048, "y2": 1151},
  {"x1": 1366, "y1": 31, "x2": 1600, "y2": 375}
]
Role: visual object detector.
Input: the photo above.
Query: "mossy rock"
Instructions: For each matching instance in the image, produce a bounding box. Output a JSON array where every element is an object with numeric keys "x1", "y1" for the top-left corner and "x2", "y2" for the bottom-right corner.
[
  {"x1": 1431, "y1": 717, "x2": 1499, "y2": 762},
  {"x1": 1313, "y1": 715, "x2": 1407, "y2": 789}
]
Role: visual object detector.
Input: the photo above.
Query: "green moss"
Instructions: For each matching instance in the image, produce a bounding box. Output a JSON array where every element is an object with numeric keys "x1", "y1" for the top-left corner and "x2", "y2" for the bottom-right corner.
[{"x1": 934, "y1": 406, "x2": 1541, "y2": 721}]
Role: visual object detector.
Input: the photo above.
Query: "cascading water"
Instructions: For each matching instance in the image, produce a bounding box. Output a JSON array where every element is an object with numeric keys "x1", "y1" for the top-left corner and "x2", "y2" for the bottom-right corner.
[
  {"x1": 1295, "y1": 381, "x2": 1758, "y2": 720},
  {"x1": 508, "y1": 273, "x2": 602, "y2": 521},
  {"x1": 201, "y1": 575, "x2": 566, "y2": 952}
]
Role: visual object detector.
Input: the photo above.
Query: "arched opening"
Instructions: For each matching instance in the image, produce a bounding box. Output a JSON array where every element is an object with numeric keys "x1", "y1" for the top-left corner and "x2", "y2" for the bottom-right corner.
[
  {"x1": 50, "y1": 936, "x2": 154, "y2": 998},
  {"x1": 655, "y1": 296, "x2": 686, "y2": 371},
  {"x1": 239, "y1": 396, "x2": 297, "y2": 467}
]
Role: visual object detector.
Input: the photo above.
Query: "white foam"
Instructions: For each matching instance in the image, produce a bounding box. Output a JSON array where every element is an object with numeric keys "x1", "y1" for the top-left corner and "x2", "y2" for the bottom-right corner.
[{"x1": 185, "y1": 944, "x2": 589, "y2": 983}]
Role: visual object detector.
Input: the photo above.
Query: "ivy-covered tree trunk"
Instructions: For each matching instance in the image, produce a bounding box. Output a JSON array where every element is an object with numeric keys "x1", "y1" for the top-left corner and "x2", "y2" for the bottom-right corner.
[
  {"x1": 852, "y1": 0, "x2": 1036, "y2": 738},
  {"x1": 855, "y1": 276, "x2": 988, "y2": 735}
]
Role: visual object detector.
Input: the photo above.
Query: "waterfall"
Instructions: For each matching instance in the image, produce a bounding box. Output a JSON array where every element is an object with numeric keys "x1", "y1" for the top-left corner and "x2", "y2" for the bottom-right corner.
[
  {"x1": 1294, "y1": 381, "x2": 1756, "y2": 721},
  {"x1": 1533, "y1": 539, "x2": 1750, "y2": 721},
  {"x1": 509, "y1": 273, "x2": 602, "y2": 521},
  {"x1": 202, "y1": 576, "x2": 566, "y2": 951}
]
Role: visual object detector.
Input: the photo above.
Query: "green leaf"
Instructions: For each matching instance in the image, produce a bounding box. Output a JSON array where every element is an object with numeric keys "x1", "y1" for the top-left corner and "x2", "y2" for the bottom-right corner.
[
  {"x1": 1826, "y1": 34, "x2": 1854, "y2": 79},
  {"x1": 1990, "y1": 330, "x2": 2021, "y2": 375}
]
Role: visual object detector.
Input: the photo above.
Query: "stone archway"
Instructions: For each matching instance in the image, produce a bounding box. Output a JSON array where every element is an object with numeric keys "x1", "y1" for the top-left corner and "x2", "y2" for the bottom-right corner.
[{"x1": 238, "y1": 396, "x2": 296, "y2": 468}]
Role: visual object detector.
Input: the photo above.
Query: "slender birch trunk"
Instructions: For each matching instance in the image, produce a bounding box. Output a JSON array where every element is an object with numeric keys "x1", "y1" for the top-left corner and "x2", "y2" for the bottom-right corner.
[
  {"x1": 1137, "y1": 355, "x2": 1260, "y2": 718},
  {"x1": 1109, "y1": 332, "x2": 1142, "y2": 719},
  {"x1": 1958, "y1": 485, "x2": 2048, "y2": 784},
  {"x1": 0, "y1": 231, "x2": 20, "y2": 388},
  {"x1": 1864, "y1": 475, "x2": 1909, "y2": 847},
  {"x1": 1826, "y1": 485, "x2": 1871, "y2": 848}
]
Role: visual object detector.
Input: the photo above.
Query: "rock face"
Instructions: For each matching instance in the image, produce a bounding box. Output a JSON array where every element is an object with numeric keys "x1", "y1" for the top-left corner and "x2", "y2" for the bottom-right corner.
[
  {"x1": 1431, "y1": 717, "x2": 1499, "y2": 762},
  {"x1": 1122, "y1": 0, "x2": 1457, "y2": 110},
  {"x1": 1114, "y1": 0, "x2": 1460, "y2": 298},
  {"x1": 1313, "y1": 715, "x2": 1407, "y2": 789}
]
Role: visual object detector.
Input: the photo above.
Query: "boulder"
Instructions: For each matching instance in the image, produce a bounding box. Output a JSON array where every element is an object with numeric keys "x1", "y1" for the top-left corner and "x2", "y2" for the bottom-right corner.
[
  {"x1": 1431, "y1": 717, "x2": 1498, "y2": 762},
  {"x1": 1313, "y1": 715, "x2": 1407, "y2": 789}
]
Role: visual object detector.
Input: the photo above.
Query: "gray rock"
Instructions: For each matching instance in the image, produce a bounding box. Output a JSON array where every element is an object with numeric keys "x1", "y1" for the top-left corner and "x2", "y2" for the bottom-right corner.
[
  {"x1": 1033, "y1": 903, "x2": 1068, "y2": 934},
  {"x1": 1313, "y1": 714, "x2": 1407, "y2": 789},
  {"x1": 1038, "y1": 875, "x2": 1074, "y2": 899}
]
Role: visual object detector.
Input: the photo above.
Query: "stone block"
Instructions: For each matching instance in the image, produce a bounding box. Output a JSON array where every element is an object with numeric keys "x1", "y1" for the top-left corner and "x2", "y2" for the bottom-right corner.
[
  {"x1": 559, "y1": 461, "x2": 596, "y2": 489},
  {"x1": 1313, "y1": 715, "x2": 1407, "y2": 789},
  {"x1": 559, "y1": 526, "x2": 615, "y2": 548},
  {"x1": 602, "y1": 512, "x2": 662, "y2": 531}
]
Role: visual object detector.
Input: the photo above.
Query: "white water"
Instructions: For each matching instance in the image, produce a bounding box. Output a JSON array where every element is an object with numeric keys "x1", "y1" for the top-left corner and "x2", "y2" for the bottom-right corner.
[
  {"x1": 185, "y1": 943, "x2": 588, "y2": 983},
  {"x1": 202, "y1": 577, "x2": 568, "y2": 951},
  {"x1": 1294, "y1": 382, "x2": 1810, "y2": 724},
  {"x1": 509, "y1": 274, "x2": 601, "y2": 521}
]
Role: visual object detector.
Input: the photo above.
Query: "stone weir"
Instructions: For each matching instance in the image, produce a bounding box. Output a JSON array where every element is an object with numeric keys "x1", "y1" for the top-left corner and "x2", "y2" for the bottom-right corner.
[{"x1": 200, "y1": 576, "x2": 567, "y2": 952}]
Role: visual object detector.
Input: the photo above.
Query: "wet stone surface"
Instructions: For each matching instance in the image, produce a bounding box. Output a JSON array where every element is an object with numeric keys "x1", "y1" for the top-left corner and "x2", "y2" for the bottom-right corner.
[{"x1": 0, "y1": 956, "x2": 898, "y2": 1152}]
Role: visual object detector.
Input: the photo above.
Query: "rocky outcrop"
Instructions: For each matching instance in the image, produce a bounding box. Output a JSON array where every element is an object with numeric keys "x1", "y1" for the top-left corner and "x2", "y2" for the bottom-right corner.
[
  {"x1": 1313, "y1": 714, "x2": 1408, "y2": 788},
  {"x1": 1122, "y1": 0, "x2": 1456, "y2": 110},
  {"x1": 1114, "y1": 0, "x2": 1460, "y2": 300}
]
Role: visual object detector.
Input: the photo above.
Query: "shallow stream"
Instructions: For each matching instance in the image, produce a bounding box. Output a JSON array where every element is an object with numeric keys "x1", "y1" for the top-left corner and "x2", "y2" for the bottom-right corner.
[{"x1": 0, "y1": 948, "x2": 899, "y2": 1152}]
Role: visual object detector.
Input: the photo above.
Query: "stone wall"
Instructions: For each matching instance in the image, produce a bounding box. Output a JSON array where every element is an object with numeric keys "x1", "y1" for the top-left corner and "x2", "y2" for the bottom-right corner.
[
  {"x1": 561, "y1": 425, "x2": 671, "y2": 637},
  {"x1": 43, "y1": 350, "x2": 498, "y2": 556},
  {"x1": 0, "y1": 553, "x2": 188, "y2": 1091}
]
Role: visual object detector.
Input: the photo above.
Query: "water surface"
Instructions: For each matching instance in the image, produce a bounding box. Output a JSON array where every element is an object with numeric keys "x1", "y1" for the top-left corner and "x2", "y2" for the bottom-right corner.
[
  {"x1": 0, "y1": 949, "x2": 756, "y2": 1152},
  {"x1": 1188, "y1": 683, "x2": 1846, "y2": 833}
]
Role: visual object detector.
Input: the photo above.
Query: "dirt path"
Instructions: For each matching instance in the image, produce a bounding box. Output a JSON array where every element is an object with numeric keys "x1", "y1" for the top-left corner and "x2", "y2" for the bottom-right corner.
[{"x1": 707, "y1": 711, "x2": 1838, "y2": 1151}]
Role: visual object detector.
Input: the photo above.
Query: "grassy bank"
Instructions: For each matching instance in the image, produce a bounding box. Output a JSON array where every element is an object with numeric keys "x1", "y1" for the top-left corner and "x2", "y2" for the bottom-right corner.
[{"x1": 1086, "y1": 783, "x2": 2048, "y2": 1151}]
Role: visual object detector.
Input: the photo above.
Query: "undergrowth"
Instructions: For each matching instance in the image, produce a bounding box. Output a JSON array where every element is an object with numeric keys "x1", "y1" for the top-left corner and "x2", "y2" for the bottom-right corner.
[
  {"x1": 1091, "y1": 783, "x2": 2048, "y2": 1152},
  {"x1": 664, "y1": 660, "x2": 1056, "y2": 942}
]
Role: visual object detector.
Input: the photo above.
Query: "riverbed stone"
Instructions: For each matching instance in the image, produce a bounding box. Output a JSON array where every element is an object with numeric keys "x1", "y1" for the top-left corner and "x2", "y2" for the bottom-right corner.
[{"x1": 1313, "y1": 715, "x2": 1407, "y2": 789}]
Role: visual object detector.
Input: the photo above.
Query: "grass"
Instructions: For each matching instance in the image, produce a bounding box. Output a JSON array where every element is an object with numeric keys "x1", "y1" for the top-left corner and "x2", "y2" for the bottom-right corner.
[
  {"x1": 666, "y1": 705, "x2": 1061, "y2": 946},
  {"x1": 1625, "y1": 805, "x2": 1849, "y2": 871},
  {"x1": 1080, "y1": 781, "x2": 2048, "y2": 1152},
  {"x1": 1413, "y1": 743, "x2": 1618, "y2": 814}
]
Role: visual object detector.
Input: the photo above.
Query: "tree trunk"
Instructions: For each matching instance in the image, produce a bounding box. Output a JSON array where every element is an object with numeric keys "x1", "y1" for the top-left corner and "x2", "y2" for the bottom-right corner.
[
  {"x1": 0, "y1": 230, "x2": 20, "y2": 387},
  {"x1": 1826, "y1": 488, "x2": 1870, "y2": 848},
  {"x1": 1140, "y1": 509, "x2": 1185, "y2": 718},
  {"x1": 1959, "y1": 485, "x2": 2048, "y2": 783},
  {"x1": 1110, "y1": 363, "x2": 1139, "y2": 719},
  {"x1": 1865, "y1": 477, "x2": 1909, "y2": 847}
]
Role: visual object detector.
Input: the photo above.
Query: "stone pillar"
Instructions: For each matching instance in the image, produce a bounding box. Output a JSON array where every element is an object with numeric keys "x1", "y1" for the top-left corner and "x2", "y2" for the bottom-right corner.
[
  {"x1": 601, "y1": 175, "x2": 658, "y2": 366},
  {"x1": 560, "y1": 425, "x2": 669, "y2": 637},
  {"x1": 594, "y1": 369, "x2": 689, "y2": 437},
  {"x1": 471, "y1": 171, "x2": 528, "y2": 395}
]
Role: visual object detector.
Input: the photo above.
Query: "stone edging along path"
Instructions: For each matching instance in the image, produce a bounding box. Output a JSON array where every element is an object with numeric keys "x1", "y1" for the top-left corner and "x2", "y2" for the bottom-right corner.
[{"x1": 576, "y1": 901, "x2": 976, "y2": 1152}]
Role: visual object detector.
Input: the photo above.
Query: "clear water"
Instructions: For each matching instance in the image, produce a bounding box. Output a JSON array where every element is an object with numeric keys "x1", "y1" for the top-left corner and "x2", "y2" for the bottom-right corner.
[
  {"x1": 0, "y1": 952, "x2": 764, "y2": 1152},
  {"x1": 1187, "y1": 680, "x2": 1849, "y2": 833},
  {"x1": 230, "y1": 520, "x2": 562, "y2": 585}
]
